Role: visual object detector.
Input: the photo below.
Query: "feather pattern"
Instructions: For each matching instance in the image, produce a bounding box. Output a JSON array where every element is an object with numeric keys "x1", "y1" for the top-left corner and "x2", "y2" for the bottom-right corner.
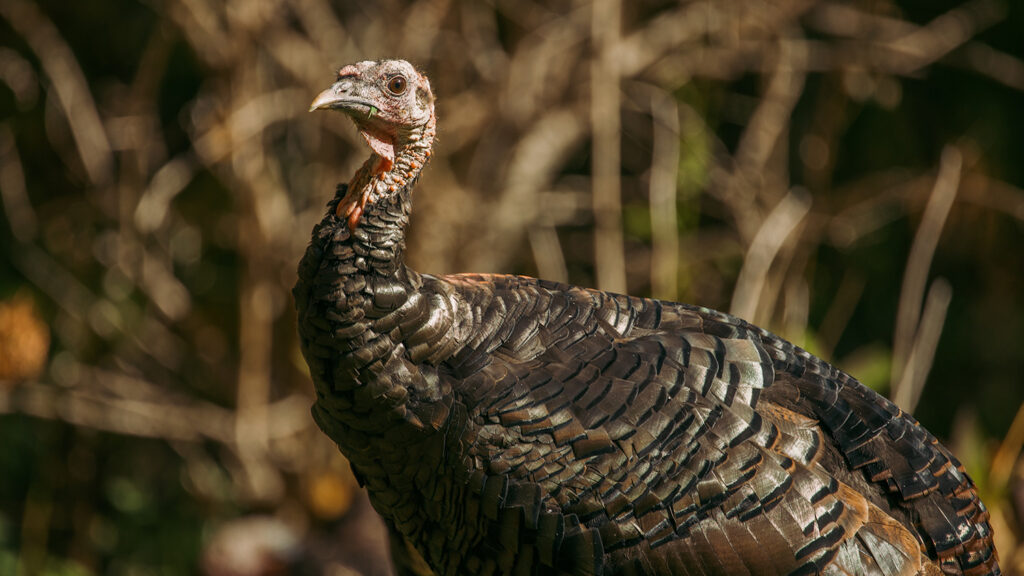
[{"x1": 296, "y1": 60, "x2": 999, "y2": 576}]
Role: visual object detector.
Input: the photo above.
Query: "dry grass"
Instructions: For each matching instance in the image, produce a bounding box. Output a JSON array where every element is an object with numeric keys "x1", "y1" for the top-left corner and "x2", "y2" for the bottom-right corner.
[{"x1": 0, "y1": 0, "x2": 1022, "y2": 573}]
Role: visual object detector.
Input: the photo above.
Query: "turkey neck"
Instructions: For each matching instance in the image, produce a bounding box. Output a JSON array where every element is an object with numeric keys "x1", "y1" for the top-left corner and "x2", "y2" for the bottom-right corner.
[
  {"x1": 339, "y1": 114, "x2": 436, "y2": 263},
  {"x1": 336, "y1": 111, "x2": 435, "y2": 279},
  {"x1": 302, "y1": 115, "x2": 448, "y2": 452},
  {"x1": 300, "y1": 114, "x2": 472, "y2": 540}
]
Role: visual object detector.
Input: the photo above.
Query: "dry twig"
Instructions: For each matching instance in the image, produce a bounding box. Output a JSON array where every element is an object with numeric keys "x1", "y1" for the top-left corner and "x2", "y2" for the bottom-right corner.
[{"x1": 891, "y1": 147, "x2": 962, "y2": 408}]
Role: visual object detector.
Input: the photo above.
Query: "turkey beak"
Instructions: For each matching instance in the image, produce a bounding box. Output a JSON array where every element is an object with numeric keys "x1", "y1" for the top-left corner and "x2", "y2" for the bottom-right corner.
[{"x1": 310, "y1": 82, "x2": 346, "y2": 112}]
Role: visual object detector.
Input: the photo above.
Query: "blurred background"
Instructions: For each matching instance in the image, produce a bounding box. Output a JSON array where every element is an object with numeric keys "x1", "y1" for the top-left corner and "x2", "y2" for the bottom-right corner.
[{"x1": 0, "y1": 0, "x2": 1022, "y2": 574}]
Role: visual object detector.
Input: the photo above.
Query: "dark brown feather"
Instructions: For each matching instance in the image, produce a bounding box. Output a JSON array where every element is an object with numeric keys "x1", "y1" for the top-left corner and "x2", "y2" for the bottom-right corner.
[{"x1": 296, "y1": 60, "x2": 1000, "y2": 576}]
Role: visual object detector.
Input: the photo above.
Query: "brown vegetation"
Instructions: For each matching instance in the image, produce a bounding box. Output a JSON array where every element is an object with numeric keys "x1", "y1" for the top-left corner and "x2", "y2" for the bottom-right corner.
[{"x1": 0, "y1": 0, "x2": 1022, "y2": 574}]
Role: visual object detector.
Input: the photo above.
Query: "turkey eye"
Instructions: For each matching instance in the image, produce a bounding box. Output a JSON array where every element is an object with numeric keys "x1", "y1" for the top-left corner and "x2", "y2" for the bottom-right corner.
[{"x1": 387, "y1": 75, "x2": 407, "y2": 95}]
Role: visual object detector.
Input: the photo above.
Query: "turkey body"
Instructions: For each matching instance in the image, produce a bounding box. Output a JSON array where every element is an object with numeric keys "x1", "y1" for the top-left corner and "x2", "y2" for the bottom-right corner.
[{"x1": 295, "y1": 60, "x2": 1000, "y2": 576}]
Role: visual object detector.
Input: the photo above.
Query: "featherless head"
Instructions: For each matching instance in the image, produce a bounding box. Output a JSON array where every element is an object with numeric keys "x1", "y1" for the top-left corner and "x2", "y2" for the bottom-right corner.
[
  {"x1": 310, "y1": 59, "x2": 434, "y2": 166},
  {"x1": 311, "y1": 59, "x2": 435, "y2": 230}
]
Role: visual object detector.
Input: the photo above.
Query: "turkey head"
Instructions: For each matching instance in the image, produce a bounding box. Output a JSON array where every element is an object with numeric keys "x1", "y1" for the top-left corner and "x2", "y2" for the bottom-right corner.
[{"x1": 310, "y1": 59, "x2": 435, "y2": 229}]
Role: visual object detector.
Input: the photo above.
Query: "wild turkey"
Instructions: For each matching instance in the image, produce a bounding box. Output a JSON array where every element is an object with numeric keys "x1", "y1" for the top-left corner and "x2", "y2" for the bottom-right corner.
[{"x1": 294, "y1": 59, "x2": 1000, "y2": 576}]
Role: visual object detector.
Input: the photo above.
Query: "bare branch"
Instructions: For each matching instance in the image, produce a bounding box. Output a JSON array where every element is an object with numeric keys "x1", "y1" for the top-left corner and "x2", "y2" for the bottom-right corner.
[
  {"x1": 721, "y1": 36, "x2": 807, "y2": 241},
  {"x1": 528, "y1": 226, "x2": 568, "y2": 284},
  {"x1": 0, "y1": 0, "x2": 113, "y2": 188},
  {"x1": 990, "y1": 401, "x2": 1024, "y2": 489},
  {"x1": 806, "y1": 0, "x2": 1008, "y2": 75},
  {"x1": 591, "y1": 0, "x2": 626, "y2": 293},
  {"x1": 134, "y1": 155, "x2": 199, "y2": 233},
  {"x1": 649, "y1": 88, "x2": 680, "y2": 301},
  {"x1": 616, "y1": 0, "x2": 816, "y2": 79},
  {"x1": 0, "y1": 376, "x2": 311, "y2": 445},
  {"x1": 730, "y1": 189, "x2": 812, "y2": 322},
  {"x1": 893, "y1": 278, "x2": 953, "y2": 413},
  {"x1": 466, "y1": 108, "x2": 586, "y2": 273},
  {"x1": 954, "y1": 42, "x2": 1024, "y2": 92},
  {"x1": 960, "y1": 172, "x2": 1024, "y2": 222},
  {"x1": 891, "y1": 147, "x2": 962, "y2": 398},
  {"x1": 817, "y1": 270, "x2": 866, "y2": 359},
  {"x1": 0, "y1": 46, "x2": 39, "y2": 108},
  {"x1": 0, "y1": 124, "x2": 36, "y2": 242},
  {"x1": 882, "y1": 0, "x2": 1007, "y2": 74}
]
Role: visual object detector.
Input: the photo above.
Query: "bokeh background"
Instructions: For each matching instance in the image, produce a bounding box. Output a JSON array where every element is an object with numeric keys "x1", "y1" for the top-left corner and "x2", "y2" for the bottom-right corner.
[{"x1": 1, "y1": 0, "x2": 1022, "y2": 574}]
